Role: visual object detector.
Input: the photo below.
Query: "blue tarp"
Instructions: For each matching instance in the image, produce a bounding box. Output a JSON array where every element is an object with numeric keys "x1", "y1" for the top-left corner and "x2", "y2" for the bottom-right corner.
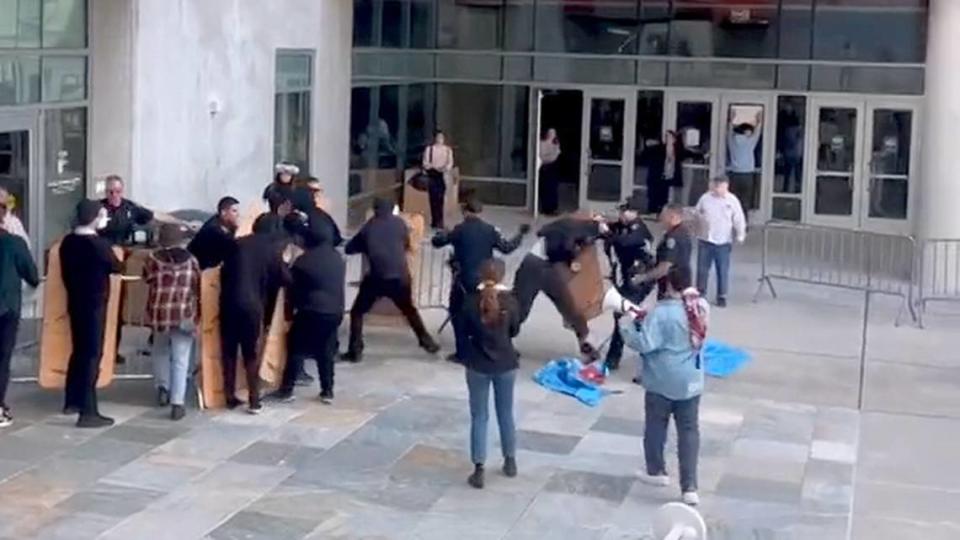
[
  {"x1": 533, "y1": 358, "x2": 611, "y2": 407},
  {"x1": 703, "y1": 339, "x2": 752, "y2": 378}
]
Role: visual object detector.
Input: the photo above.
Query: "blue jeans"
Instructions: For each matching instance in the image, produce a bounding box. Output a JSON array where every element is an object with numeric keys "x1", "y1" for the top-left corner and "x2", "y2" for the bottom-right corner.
[
  {"x1": 696, "y1": 240, "x2": 732, "y2": 300},
  {"x1": 466, "y1": 368, "x2": 517, "y2": 465},
  {"x1": 152, "y1": 328, "x2": 195, "y2": 406},
  {"x1": 644, "y1": 392, "x2": 700, "y2": 492}
]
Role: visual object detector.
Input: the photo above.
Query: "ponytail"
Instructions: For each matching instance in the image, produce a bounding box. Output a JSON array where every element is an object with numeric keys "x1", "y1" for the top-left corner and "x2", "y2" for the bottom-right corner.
[{"x1": 479, "y1": 280, "x2": 503, "y2": 327}]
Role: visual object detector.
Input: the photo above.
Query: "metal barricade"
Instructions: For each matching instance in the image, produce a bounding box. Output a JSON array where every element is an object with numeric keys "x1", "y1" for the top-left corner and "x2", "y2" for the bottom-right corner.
[
  {"x1": 754, "y1": 222, "x2": 917, "y2": 325},
  {"x1": 415, "y1": 240, "x2": 453, "y2": 311},
  {"x1": 917, "y1": 238, "x2": 960, "y2": 328}
]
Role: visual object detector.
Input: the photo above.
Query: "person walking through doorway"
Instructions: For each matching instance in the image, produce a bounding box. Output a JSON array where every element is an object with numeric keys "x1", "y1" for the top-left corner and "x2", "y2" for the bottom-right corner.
[{"x1": 694, "y1": 176, "x2": 746, "y2": 307}]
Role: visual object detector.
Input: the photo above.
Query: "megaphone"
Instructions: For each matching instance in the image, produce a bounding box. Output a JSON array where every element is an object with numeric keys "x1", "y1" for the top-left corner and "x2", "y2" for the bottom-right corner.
[{"x1": 602, "y1": 287, "x2": 646, "y2": 319}]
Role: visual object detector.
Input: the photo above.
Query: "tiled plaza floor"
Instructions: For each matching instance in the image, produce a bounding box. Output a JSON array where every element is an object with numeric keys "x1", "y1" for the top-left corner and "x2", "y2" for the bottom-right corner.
[{"x1": 0, "y1": 325, "x2": 858, "y2": 540}]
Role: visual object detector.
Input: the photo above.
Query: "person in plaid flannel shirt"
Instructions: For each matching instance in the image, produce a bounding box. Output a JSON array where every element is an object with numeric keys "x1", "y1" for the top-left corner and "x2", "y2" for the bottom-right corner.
[{"x1": 143, "y1": 223, "x2": 201, "y2": 421}]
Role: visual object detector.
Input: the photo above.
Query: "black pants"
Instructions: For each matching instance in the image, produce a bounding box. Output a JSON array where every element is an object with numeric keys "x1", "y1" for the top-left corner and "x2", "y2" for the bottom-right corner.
[
  {"x1": 538, "y1": 163, "x2": 560, "y2": 215},
  {"x1": 281, "y1": 312, "x2": 341, "y2": 394},
  {"x1": 65, "y1": 303, "x2": 107, "y2": 417},
  {"x1": 426, "y1": 170, "x2": 446, "y2": 228},
  {"x1": 0, "y1": 312, "x2": 20, "y2": 408},
  {"x1": 647, "y1": 178, "x2": 670, "y2": 215},
  {"x1": 347, "y1": 276, "x2": 431, "y2": 354},
  {"x1": 729, "y1": 171, "x2": 758, "y2": 211},
  {"x1": 449, "y1": 282, "x2": 468, "y2": 360},
  {"x1": 514, "y1": 254, "x2": 588, "y2": 341},
  {"x1": 220, "y1": 308, "x2": 263, "y2": 406}
]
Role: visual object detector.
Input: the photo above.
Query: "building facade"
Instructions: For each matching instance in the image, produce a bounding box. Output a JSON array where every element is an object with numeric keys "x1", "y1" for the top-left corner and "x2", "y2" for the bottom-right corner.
[
  {"x1": 0, "y1": 0, "x2": 352, "y2": 261},
  {"x1": 350, "y1": 0, "x2": 959, "y2": 240}
]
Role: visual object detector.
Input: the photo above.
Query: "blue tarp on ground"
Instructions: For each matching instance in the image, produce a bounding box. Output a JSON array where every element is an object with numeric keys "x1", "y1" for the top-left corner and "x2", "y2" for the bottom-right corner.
[
  {"x1": 703, "y1": 339, "x2": 752, "y2": 378},
  {"x1": 533, "y1": 358, "x2": 610, "y2": 407}
]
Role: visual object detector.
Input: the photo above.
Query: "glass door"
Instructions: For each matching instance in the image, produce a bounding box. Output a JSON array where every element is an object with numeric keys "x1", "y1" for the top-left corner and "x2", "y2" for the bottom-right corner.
[
  {"x1": 0, "y1": 113, "x2": 38, "y2": 250},
  {"x1": 861, "y1": 102, "x2": 918, "y2": 235},
  {"x1": 665, "y1": 93, "x2": 719, "y2": 207},
  {"x1": 580, "y1": 89, "x2": 635, "y2": 212},
  {"x1": 807, "y1": 99, "x2": 864, "y2": 229}
]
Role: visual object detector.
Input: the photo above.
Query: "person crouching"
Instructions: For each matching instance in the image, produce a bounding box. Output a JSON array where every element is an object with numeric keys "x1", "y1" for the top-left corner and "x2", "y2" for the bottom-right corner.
[
  {"x1": 143, "y1": 223, "x2": 201, "y2": 421},
  {"x1": 619, "y1": 265, "x2": 708, "y2": 507},
  {"x1": 462, "y1": 259, "x2": 520, "y2": 489}
]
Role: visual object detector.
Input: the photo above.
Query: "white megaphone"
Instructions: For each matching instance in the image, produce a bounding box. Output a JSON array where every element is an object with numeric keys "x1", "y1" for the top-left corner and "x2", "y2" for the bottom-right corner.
[{"x1": 602, "y1": 287, "x2": 646, "y2": 319}]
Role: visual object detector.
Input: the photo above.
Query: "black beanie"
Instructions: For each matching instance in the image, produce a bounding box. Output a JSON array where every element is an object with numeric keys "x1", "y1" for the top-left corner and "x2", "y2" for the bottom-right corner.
[{"x1": 75, "y1": 199, "x2": 102, "y2": 227}]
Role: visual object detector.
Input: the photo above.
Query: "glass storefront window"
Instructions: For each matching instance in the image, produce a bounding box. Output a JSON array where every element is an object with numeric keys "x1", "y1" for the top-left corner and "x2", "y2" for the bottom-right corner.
[
  {"x1": 504, "y1": 0, "x2": 535, "y2": 51},
  {"x1": 671, "y1": 0, "x2": 780, "y2": 58},
  {"x1": 773, "y1": 95, "x2": 806, "y2": 221},
  {"x1": 535, "y1": 0, "x2": 641, "y2": 55},
  {"x1": 635, "y1": 90, "x2": 664, "y2": 190},
  {"x1": 43, "y1": 107, "x2": 86, "y2": 248},
  {"x1": 500, "y1": 85, "x2": 529, "y2": 179},
  {"x1": 274, "y1": 52, "x2": 312, "y2": 173},
  {"x1": 0, "y1": 56, "x2": 41, "y2": 105},
  {"x1": 354, "y1": 0, "x2": 375, "y2": 47},
  {"x1": 377, "y1": 85, "x2": 400, "y2": 169},
  {"x1": 780, "y1": 0, "x2": 813, "y2": 59},
  {"x1": 0, "y1": 130, "x2": 30, "y2": 234},
  {"x1": 40, "y1": 55, "x2": 85, "y2": 102},
  {"x1": 437, "y1": 84, "x2": 501, "y2": 177},
  {"x1": 812, "y1": 0, "x2": 927, "y2": 63},
  {"x1": 382, "y1": 0, "x2": 405, "y2": 48},
  {"x1": 867, "y1": 109, "x2": 912, "y2": 220},
  {"x1": 438, "y1": 1, "x2": 500, "y2": 49},
  {"x1": 410, "y1": 0, "x2": 435, "y2": 49},
  {"x1": 42, "y1": 0, "x2": 86, "y2": 48},
  {"x1": 0, "y1": 0, "x2": 42, "y2": 48}
]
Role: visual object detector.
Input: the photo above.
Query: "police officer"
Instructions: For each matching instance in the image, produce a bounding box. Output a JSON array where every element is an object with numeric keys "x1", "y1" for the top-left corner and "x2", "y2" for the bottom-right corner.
[
  {"x1": 431, "y1": 192, "x2": 530, "y2": 363},
  {"x1": 631, "y1": 203, "x2": 693, "y2": 298},
  {"x1": 602, "y1": 196, "x2": 655, "y2": 371}
]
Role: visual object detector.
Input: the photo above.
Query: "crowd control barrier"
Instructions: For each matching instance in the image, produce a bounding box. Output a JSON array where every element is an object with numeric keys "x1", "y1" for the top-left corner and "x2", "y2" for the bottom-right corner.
[
  {"x1": 917, "y1": 238, "x2": 960, "y2": 328},
  {"x1": 754, "y1": 222, "x2": 917, "y2": 326}
]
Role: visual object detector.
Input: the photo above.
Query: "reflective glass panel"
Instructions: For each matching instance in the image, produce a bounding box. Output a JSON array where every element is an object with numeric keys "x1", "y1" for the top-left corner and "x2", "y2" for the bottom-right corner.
[
  {"x1": 774, "y1": 96, "x2": 806, "y2": 195},
  {"x1": 438, "y1": 1, "x2": 499, "y2": 49},
  {"x1": 44, "y1": 107, "x2": 86, "y2": 248},
  {"x1": 587, "y1": 164, "x2": 621, "y2": 202},
  {"x1": 500, "y1": 85, "x2": 529, "y2": 179},
  {"x1": 535, "y1": 0, "x2": 641, "y2": 54},
  {"x1": 813, "y1": 0, "x2": 927, "y2": 62},
  {"x1": 817, "y1": 107, "x2": 857, "y2": 173},
  {"x1": 354, "y1": 0, "x2": 375, "y2": 46},
  {"x1": 0, "y1": 0, "x2": 41, "y2": 48},
  {"x1": 504, "y1": 0, "x2": 535, "y2": 51},
  {"x1": 437, "y1": 84, "x2": 501, "y2": 177},
  {"x1": 382, "y1": 0, "x2": 405, "y2": 48},
  {"x1": 670, "y1": 0, "x2": 779, "y2": 58},
  {"x1": 410, "y1": 0, "x2": 435, "y2": 48},
  {"x1": 42, "y1": 0, "x2": 86, "y2": 48},
  {"x1": 814, "y1": 175, "x2": 853, "y2": 216},
  {"x1": 0, "y1": 55, "x2": 41, "y2": 105},
  {"x1": 0, "y1": 130, "x2": 30, "y2": 235},
  {"x1": 273, "y1": 91, "x2": 311, "y2": 174},
  {"x1": 41, "y1": 55, "x2": 85, "y2": 102},
  {"x1": 376, "y1": 85, "x2": 400, "y2": 169},
  {"x1": 589, "y1": 98, "x2": 625, "y2": 161},
  {"x1": 867, "y1": 109, "x2": 912, "y2": 220},
  {"x1": 634, "y1": 90, "x2": 664, "y2": 190}
]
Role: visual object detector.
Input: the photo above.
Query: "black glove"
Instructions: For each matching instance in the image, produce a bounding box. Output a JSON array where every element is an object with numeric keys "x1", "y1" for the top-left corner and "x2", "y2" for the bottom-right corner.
[{"x1": 518, "y1": 223, "x2": 532, "y2": 235}]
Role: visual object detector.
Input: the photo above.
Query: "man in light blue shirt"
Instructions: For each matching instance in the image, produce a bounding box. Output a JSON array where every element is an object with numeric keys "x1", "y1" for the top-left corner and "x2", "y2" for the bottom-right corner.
[
  {"x1": 620, "y1": 266, "x2": 709, "y2": 506},
  {"x1": 726, "y1": 109, "x2": 763, "y2": 211}
]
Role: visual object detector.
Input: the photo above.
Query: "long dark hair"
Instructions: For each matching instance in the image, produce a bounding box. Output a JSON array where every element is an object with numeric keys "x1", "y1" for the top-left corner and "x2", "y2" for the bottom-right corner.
[{"x1": 478, "y1": 258, "x2": 506, "y2": 327}]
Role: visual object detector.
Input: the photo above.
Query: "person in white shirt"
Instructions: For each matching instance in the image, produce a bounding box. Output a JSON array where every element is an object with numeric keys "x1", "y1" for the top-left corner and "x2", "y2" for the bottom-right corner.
[
  {"x1": 0, "y1": 188, "x2": 30, "y2": 250},
  {"x1": 694, "y1": 176, "x2": 746, "y2": 307},
  {"x1": 422, "y1": 130, "x2": 455, "y2": 229}
]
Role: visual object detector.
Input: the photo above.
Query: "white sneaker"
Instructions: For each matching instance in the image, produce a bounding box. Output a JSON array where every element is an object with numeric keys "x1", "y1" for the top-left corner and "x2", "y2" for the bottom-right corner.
[
  {"x1": 0, "y1": 408, "x2": 11, "y2": 428},
  {"x1": 638, "y1": 472, "x2": 670, "y2": 487},
  {"x1": 682, "y1": 491, "x2": 700, "y2": 506}
]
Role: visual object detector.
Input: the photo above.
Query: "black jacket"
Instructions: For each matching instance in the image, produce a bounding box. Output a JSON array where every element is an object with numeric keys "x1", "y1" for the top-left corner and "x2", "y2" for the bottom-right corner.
[
  {"x1": 99, "y1": 198, "x2": 154, "y2": 245},
  {"x1": 289, "y1": 245, "x2": 345, "y2": 317},
  {"x1": 187, "y1": 216, "x2": 237, "y2": 270},
  {"x1": 432, "y1": 216, "x2": 523, "y2": 289},
  {"x1": 461, "y1": 291, "x2": 521, "y2": 375},
  {"x1": 262, "y1": 182, "x2": 296, "y2": 205},
  {"x1": 605, "y1": 218, "x2": 655, "y2": 283},
  {"x1": 538, "y1": 218, "x2": 601, "y2": 265},
  {"x1": 287, "y1": 207, "x2": 343, "y2": 249},
  {"x1": 0, "y1": 232, "x2": 39, "y2": 317},
  {"x1": 59, "y1": 233, "x2": 123, "y2": 313},
  {"x1": 345, "y1": 203, "x2": 409, "y2": 281},
  {"x1": 220, "y1": 232, "x2": 291, "y2": 317}
]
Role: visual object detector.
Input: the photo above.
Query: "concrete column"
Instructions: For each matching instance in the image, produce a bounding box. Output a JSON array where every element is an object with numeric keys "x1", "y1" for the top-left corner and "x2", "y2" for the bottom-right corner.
[{"x1": 918, "y1": 0, "x2": 960, "y2": 239}]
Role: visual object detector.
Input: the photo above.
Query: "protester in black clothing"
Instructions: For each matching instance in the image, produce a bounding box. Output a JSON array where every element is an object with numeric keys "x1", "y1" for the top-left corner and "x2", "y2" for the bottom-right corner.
[
  {"x1": 61, "y1": 200, "x2": 124, "y2": 428},
  {"x1": 99, "y1": 175, "x2": 154, "y2": 245},
  {"x1": 431, "y1": 193, "x2": 529, "y2": 363},
  {"x1": 632, "y1": 204, "x2": 693, "y2": 298},
  {"x1": 287, "y1": 177, "x2": 343, "y2": 248},
  {"x1": 269, "y1": 226, "x2": 344, "y2": 404},
  {"x1": 462, "y1": 259, "x2": 521, "y2": 489},
  {"x1": 219, "y1": 214, "x2": 291, "y2": 414},
  {"x1": 342, "y1": 198, "x2": 439, "y2": 362},
  {"x1": 601, "y1": 198, "x2": 655, "y2": 370},
  {"x1": 262, "y1": 163, "x2": 299, "y2": 205},
  {"x1": 513, "y1": 216, "x2": 607, "y2": 357},
  {"x1": 187, "y1": 196, "x2": 239, "y2": 270},
  {"x1": 0, "y1": 203, "x2": 39, "y2": 428}
]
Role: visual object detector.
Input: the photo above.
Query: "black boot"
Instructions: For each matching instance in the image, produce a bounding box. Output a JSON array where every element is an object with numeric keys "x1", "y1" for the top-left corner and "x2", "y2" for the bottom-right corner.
[
  {"x1": 77, "y1": 414, "x2": 115, "y2": 429},
  {"x1": 503, "y1": 457, "x2": 518, "y2": 478},
  {"x1": 419, "y1": 336, "x2": 440, "y2": 354},
  {"x1": 468, "y1": 464, "x2": 485, "y2": 489}
]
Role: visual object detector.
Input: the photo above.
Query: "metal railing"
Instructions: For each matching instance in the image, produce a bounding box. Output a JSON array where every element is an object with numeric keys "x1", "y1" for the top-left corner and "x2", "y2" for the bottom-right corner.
[
  {"x1": 917, "y1": 238, "x2": 960, "y2": 328},
  {"x1": 754, "y1": 222, "x2": 918, "y2": 326},
  {"x1": 415, "y1": 240, "x2": 453, "y2": 311}
]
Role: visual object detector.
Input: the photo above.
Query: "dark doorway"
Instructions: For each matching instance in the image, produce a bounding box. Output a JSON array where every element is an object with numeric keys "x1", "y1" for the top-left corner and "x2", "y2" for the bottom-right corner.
[{"x1": 538, "y1": 90, "x2": 583, "y2": 216}]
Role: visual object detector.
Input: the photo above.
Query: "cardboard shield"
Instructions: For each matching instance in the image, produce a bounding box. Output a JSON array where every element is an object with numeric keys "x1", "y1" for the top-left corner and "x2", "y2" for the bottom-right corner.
[{"x1": 39, "y1": 241, "x2": 125, "y2": 389}]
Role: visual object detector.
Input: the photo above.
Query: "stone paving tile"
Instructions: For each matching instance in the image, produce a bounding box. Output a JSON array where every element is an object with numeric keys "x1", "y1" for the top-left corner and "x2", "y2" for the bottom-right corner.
[
  {"x1": 98, "y1": 452, "x2": 214, "y2": 492},
  {"x1": 715, "y1": 475, "x2": 804, "y2": 505},
  {"x1": 229, "y1": 441, "x2": 302, "y2": 466},
  {"x1": 18, "y1": 510, "x2": 122, "y2": 540},
  {"x1": 209, "y1": 510, "x2": 320, "y2": 540},
  {"x1": 739, "y1": 402, "x2": 816, "y2": 445},
  {"x1": 590, "y1": 415, "x2": 645, "y2": 437},
  {"x1": 731, "y1": 437, "x2": 810, "y2": 463},
  {"x1": 244, "y1": 484, "x2": 342, "y2": 522},
  {"x1": 59, "y1": 436, "x2": 154, "y2": 465},
  {"x1": 810, "y1": 439, "x2": 857, "y2": 464},
  {"x1": 724, "y1": 455, "x2": 806, "y2": 484},
  {"x1": 151, "y1": 423, "x2": 264, "y2": 462},
  {"x1": 54, "y1": 483, "x2": 164, "y2": 518},
  {"x1": 515, "y1": 429, "x2": 582, "y2": 455},
  {"x1": 303, "y1": 499, "x2": 425, "y2": 539},
  {"x1": 505, "y1": 492, "x2": 612, "y2": 539},
  {"x1": 544, "y1": 470, "x2": 635, "y2": 503},
  {"x1": 0, "y1": 458, "x2": 30, "y2": 483},
  {"x1": 100, "y1": 422, "x2": 191, "y2": 446},
  {"x1": 573, "y1": 431, "x2": 644, "y2": 457}
]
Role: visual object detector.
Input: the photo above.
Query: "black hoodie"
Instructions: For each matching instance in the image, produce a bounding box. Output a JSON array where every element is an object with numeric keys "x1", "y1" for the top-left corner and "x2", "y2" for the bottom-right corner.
[{"x1": 345, "y1": 199, "x2": 409, "y2": 281}]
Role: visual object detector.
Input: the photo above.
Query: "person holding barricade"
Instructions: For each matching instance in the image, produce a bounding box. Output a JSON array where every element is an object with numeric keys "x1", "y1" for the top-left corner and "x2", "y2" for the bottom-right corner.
[
  {"x1": 431, "y1": 192, "x2": 529, "y2": 363},
  {"x1": 61, "y1": 200, "x2": 124, "y2": 428},
  {"x1": 620, "y1": 265, "x2": 708, "y2": 507},
  {"x1": 341, "y1": 198, "x2": 440, "y2": 363}
]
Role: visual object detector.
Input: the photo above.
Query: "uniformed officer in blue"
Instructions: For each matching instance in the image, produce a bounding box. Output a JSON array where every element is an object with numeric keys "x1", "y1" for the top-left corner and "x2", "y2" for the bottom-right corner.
[
  {"x1": 431, "y1": 193, "x2": 530, "y2": 362},
  {"x1": 631, "y1": 203, "x2": 693, "y2": 298},
  {"x1": 601, "y1": 195, "x2": 655, "y2": 371}
]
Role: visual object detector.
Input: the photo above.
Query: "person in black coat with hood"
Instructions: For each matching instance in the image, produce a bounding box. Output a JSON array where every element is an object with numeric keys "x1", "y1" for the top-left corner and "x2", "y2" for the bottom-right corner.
[{"x1": 342, "y1": 198, "x2": 439, "y2": 362}]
